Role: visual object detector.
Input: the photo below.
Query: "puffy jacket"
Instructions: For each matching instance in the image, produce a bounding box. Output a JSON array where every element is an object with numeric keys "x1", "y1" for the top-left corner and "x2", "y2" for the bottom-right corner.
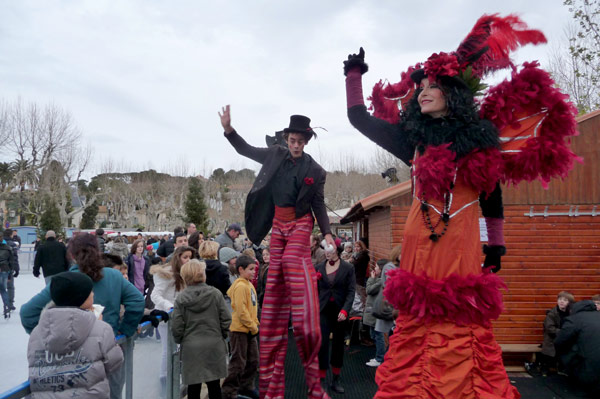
[
  {"x1": 227, "y1": 278, "x2": 259, "y2": 334},
  {"x1": 150, "y1": 265, "x2": 178, "y2": 311},
  {"x1": 0, "y1": 242, "x2": 16, "y2": 273},
  {"x1": 28, "y1": 304, "x2": 123, "y2": 398}
]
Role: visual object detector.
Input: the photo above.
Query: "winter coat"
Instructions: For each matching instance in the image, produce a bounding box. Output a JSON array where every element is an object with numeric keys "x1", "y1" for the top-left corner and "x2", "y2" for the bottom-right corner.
[
  {"x1": 541, "y1": 305, "x2": 568, "y2": 357},
  {"x1": 0, "y1": 242, "x2": 17, "y2": 273},
  {"x1": 124, "y1": 254, "x2": 151, "y2": 292},
  {"x1": 351, "y1": 250, "x2": 370, "y2": 287},
  {"x1": 204, "y1": 259, "x2": 231, "y2": 297},
  {"x1": 33, "y1": 238, "x2": 69, "y2": 278},
  {"x1": 21, "y1": 266, "x2": 145, "y2": 337},
  {"x1": 171, "y1": 284, "x2": 231, "y2": 385},
  {"x1": 28, "y1": 304, "x2": 123, "y2": 399},
  {"x1": 225, "y1": 130, "x2": 331, "y2": 244},
  {"x1": 374, "y1": 262, "x2": 397, "y2": 334},
  {"x1": 555, "y1": 300, "x2": 600, "y2": 387},
  {"x1": 150, "y1": 265, "x2": 178, "y2": 312},
  {"x1": 215, "y1": 232, "x2": 239, "y2": 251},
  {"x1": 110, "y1": 242, "x2": 129, "y2": 260},
  {"x1": 363, "y1": 276, "x2": 382, "y2": 327},
  {"x1": 316, "y1": 260, "x2": 356, "y2": 316},
  {"x1": 227, "y1": 278, "x2": 259, "y2": 334}
]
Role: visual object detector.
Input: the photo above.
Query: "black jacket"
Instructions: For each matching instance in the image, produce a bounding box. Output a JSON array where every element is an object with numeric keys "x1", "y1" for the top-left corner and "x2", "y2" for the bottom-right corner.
[
  {"x1": 226, "y1": 130, "x2": 331, "y2": 244},
  {"x1": 204, "y1": 259, "x2": 231, "y2": 297},
  {"x1": 124, "y1": 254, "x2": 152, "y2": 290},
  {"x1": 0, "y1": 242, "x2": 17, "y2": 273},
  {"x1": 316, "y1": 260, "x2": 356, "y2": 314},
  {"x1": 555, "y1": 300, "x2": 600, "y2": 387},
  {"x1": 33, "y1": 238, "x2": 69, "y2": 278}
]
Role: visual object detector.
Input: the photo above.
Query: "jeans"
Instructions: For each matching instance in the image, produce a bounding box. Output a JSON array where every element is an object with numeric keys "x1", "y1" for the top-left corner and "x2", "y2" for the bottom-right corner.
[
  {"x1": 0, "y1": 272, "x2": 8, "y2": 310},
  {"x1": 370, "y1": 326, "x2": 386, "y2": 362}
]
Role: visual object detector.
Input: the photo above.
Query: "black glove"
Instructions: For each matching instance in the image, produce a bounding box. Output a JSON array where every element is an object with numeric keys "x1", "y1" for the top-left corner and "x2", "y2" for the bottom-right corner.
[
  {"x1": 12, "y1": 270, "x2": 18, "y2": 278},
  {"x1": 33, "y1": 270, "x2": 40, "y2": 278},
  {"x1": 483, "y1": 244, "x2": 506, "y2": 273},
  {"x1": 150, "y1": 309, "x2": 169, "y2": 323},
  {"x1": 140, "y1": 314, "x2": 160, "y2": 328},
  {"x1": 343, "y1": 47, "x2": 369, "y2": 76}
]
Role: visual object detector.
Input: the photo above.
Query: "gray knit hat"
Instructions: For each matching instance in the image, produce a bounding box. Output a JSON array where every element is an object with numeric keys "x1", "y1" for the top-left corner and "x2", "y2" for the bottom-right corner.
[{"x1": 219, "y1": 247, "x2": 239, "y2": 264}]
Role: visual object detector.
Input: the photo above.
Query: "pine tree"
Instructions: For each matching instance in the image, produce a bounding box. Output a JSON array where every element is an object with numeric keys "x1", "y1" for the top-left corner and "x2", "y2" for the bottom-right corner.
[
  {"x1": 39, "y1": 199, "x2": 63, "y2": 236},
  {"x1": 79, "y1": 201, "x2": 99, "y2": 229},
  {"x1": 184, "y1": 177, "x2": 209, "y2": 234}
]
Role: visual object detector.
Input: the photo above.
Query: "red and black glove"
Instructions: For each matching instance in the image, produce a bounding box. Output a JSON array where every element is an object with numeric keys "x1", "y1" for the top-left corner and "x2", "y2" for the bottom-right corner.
[
  {"x1": 483, "y1": 244, "x2": 506, "y2": 273},
  {"x1": 343, "y1": 47, "x2": 369, "y2": 76}
]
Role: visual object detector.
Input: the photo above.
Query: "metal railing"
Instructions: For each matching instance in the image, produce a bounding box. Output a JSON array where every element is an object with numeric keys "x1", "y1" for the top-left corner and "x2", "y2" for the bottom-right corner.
[{"x1": 0, "y1": 311, "x2": 180, "y2": 399}]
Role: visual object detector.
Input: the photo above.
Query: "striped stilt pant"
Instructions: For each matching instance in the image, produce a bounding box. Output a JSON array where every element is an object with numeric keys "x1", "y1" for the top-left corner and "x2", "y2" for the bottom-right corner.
[{"x1": 259, "y1": 213, "x2": 329, "y2": 399}]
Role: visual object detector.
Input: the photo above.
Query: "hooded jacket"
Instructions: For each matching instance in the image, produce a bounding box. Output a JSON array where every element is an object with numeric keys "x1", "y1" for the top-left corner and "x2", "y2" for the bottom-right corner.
[
  {"x1": 227, "y1": 277, "x2": 259, "y2": 334},
  {"x1": 555, "y1": 300, "x2": 600, "y2": 387},
  {"x1": 150, "y1": 264, "x2": 178, "y2": 312},
  {"x1": 171, "y1": 284, "x2": 231, "y2": 384},
  {"x1": 27, "y1": 304, "x2": 123, "y2": 398}
]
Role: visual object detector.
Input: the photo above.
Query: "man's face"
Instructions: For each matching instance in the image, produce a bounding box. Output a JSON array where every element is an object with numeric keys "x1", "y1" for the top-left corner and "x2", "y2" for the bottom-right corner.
[
  {"x1": 286, "y1": 133, "x2": 306, "y2": 159},
  {"x1": 557, "y1": 297, "x2": 569, "y2": 311},
  {"x1": 188, "y1": 224, "x2": 197, "y2": 235},
  {"x1": 175, "y1": 236, "x2": 188, "y2": 248},
  {"x1": 229, "y1": 229, "x2": 240, "y2": 240}
]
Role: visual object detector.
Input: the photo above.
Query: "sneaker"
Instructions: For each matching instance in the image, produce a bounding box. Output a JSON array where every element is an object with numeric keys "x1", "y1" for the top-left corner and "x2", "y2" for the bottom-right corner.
[{"x1": 366, "y1": 359, "x2": 382, "y2": 367}]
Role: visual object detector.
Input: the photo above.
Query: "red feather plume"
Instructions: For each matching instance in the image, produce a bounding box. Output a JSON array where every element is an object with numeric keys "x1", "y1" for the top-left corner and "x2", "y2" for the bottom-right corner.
[{"x1": 456, "y1": 14, "x2": 547, "y2": 77}]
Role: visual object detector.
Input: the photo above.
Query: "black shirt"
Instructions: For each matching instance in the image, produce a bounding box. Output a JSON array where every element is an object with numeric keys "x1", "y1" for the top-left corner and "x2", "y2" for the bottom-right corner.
[{"x1": 272, "y1": 152, "x2": 306, "y2": 207}]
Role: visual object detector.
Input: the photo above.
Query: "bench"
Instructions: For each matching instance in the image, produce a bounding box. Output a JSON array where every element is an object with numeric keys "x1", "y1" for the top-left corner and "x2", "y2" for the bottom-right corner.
[{"x1": 500, "y1": 343, "x2": 542, "y2": 372}]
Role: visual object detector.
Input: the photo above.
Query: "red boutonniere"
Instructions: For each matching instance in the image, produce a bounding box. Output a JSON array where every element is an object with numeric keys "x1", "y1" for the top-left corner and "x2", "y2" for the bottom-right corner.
[
  {"x1": 316, "y1": 271, "x2": 323, "y2": 281},
  {"x1": 304, "y1": 177, "x2": 314, "y2": 185}
]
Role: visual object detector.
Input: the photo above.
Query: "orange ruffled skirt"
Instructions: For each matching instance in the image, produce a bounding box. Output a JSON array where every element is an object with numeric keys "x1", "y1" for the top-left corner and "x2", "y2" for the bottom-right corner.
[{"x1": 374, "y1": 181, "x2": 519, "y2": 399}]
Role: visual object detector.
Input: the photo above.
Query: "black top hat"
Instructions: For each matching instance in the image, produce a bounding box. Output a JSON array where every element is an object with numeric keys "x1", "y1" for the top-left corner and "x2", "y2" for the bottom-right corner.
[{"x1": 283, "y1": 115, "x2": 314, "y2": 137}]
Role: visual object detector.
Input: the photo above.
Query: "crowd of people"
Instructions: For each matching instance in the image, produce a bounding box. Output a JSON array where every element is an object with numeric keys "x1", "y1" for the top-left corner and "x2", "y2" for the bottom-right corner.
[{"x1": 17, "y1": 221, "x2": 395, "y2": 399}]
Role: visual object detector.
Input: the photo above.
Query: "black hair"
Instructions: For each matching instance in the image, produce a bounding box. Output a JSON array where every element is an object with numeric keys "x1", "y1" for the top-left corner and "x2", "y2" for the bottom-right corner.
[
  {"x1": 173, "y1": 226, "x2": 184, "y2": 236},
  {"x1": 174, "y1": 233, "x2": 186, "y2": 240},
  {"x1": 236, "y1": 255, "x2": 255, "y2": 271},
  {"x1": 282, "y1": 130, "x2": 315, "y2": 143},
  {"x1": 103, "y1": 253, "x2": 124, "y2": 268},
  {"x1": 402, "y1": 79, "x2": 499, "y2": 159}
]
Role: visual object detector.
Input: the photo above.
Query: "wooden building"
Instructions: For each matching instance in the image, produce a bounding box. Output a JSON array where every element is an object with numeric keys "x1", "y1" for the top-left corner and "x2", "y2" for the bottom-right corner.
[{"x1": 341, "y1": 110, "x2": 600, "y2": 345}]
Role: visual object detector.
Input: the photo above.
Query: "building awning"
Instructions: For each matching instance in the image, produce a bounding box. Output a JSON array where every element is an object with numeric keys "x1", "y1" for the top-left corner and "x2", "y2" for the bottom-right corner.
[{"x1": 341, "y1": 180, "x2": 411, "y2": 224}]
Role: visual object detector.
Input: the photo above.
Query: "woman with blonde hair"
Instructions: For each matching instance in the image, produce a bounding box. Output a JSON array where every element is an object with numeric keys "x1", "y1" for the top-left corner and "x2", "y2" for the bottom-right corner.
[
  {"x1": 199, "y1": 241, "x2": 230, "y2": 296},
  {"x1": 172, "y1": 259, "x2": 231, "y2": 399}
]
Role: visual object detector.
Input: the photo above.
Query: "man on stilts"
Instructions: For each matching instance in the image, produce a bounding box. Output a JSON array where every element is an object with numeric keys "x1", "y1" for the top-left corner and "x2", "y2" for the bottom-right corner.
[{"x1": 219, "y1": 105, "x2": 335, "y2": 399}]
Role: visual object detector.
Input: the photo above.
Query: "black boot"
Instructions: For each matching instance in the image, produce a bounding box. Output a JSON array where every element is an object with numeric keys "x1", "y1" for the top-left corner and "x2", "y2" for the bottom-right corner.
[
  {"x1": 3, "y1": 305, "x2": 9, "y2": 319},
  {"x1": 330, "y1": 374, "x2": 344, "y2": 394}
]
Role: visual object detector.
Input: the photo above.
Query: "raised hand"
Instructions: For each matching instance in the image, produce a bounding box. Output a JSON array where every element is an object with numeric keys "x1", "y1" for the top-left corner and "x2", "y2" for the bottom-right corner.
[
  {"x1": 343, "y1": 47, "x2": 369, "y2": 76},
  {"x1": 218, "y1": 105, "x2": 234, "y2": 134}
]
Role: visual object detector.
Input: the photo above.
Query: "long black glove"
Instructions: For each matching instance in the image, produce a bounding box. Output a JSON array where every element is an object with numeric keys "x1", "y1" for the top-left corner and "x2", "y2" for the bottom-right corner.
[
  {"x1": 150, "y1": 309, "x2": 169, "y2": 323},
  {"x1": 343, "y1": 47, "x2": 369, "y2": 76},
  {"x1": 483, "y1": 244, "x2": 506, "y2": 273},
  {"x1": 140, "y1": 314, "x2": 160, "y2": 328}
]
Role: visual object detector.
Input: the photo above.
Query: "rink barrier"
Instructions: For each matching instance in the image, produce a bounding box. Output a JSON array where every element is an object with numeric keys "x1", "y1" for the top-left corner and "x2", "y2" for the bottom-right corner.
[{"x1": 0, "y1": 310, "x2": 180, "y2": 399}]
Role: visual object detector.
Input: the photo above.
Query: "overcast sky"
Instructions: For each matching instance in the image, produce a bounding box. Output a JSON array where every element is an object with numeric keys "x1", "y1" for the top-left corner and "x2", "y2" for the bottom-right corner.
[{"x1": 0, "y1": 0, "x2": 573, "y2": 179}]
